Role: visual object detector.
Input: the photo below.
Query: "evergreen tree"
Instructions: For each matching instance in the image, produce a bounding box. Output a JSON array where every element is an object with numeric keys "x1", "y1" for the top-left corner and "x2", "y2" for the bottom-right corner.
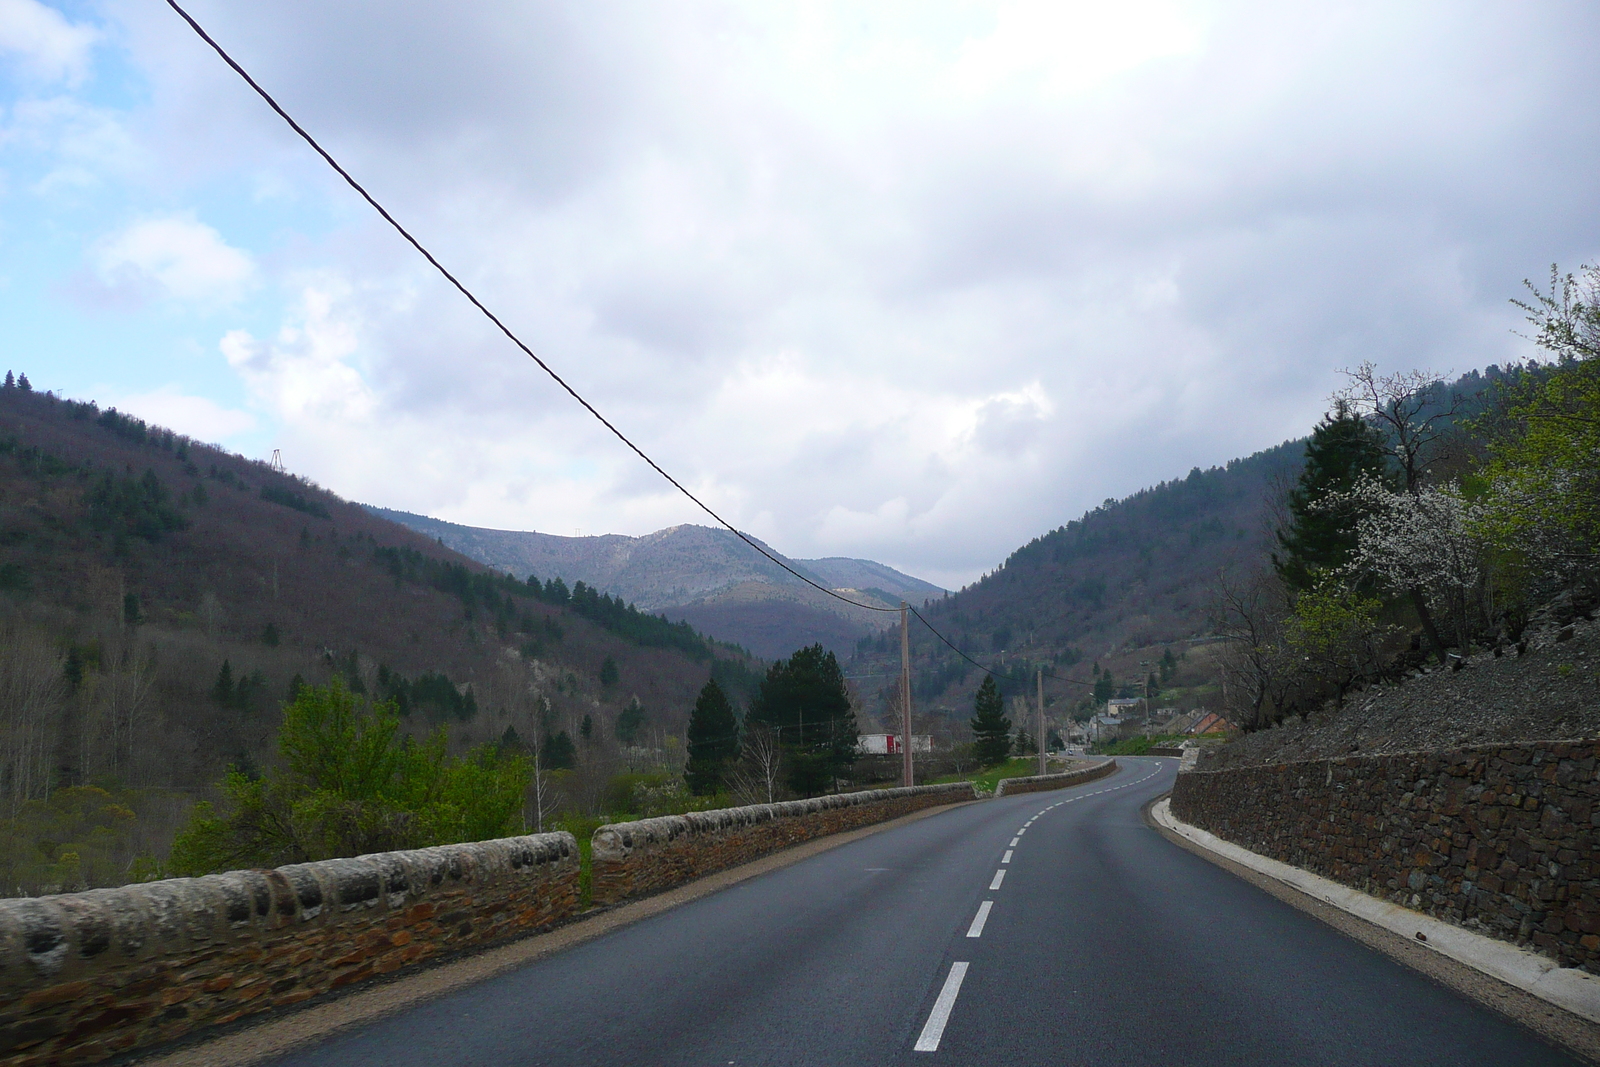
[
  {"x1": 123, "y1": 592, "x2": 141, "y2": 626},
  {"x1": 615, "y1": 698, "x2": 647, "y2": 745},
  {"x1": 541, "y1": 729, "x2": 576, "y2": 770},
  {"x1": 684, "y1": 678, "x2": 740, "y2": 795},
  {"x1": 3, "y1": 371, "x2": 12, "y2": 389},
  {"x1": 262, "y1": 622, "x2": 279, "y2": 647},
  {"x1": 1014, "y1": 729, "x2": 1036, "y2": 757},
  {"x1": 1274, "y1": 402, "x2": 1391, "y2": 592},
  {"x1": 599, "y1": 656, "x2": 620, "y2": 686},
  {"x1": 970, "y1": 676, "x2": 1012, "y2": 766},
  {"x1": 211, "y1": 660, "x2": 236, "y2": 706},
  {"x1": 16, "y1": 373, "x2": 29, "y2": 392},
  {"x1": 580, "y1": 713, "x2": 593, "y2": 742},
  {"x1": 746, "y1": 644, "x2": 858, "y2": 796},
  {"x1": 1092, "y1": 672, "x2": 1115, "y2": 705}
]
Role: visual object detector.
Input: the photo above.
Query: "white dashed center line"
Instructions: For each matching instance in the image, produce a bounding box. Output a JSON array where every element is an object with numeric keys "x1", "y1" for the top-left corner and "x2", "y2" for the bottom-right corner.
[
  {"x1": 1009, "y1": 837, "x2": 1019, "y2": 847},
  {"x1": 966, "y1": 901, "x2": 993, "y2": 938},
  {"x1": 1001, "y1": 850, "x2": 1013, "y2": 863},
  {"x1": 914, "y1": 962, "x2": 970, "y2": 1052},
  {"x1": 989, "y1": 869, "x2": 1006, "y2": 890}
]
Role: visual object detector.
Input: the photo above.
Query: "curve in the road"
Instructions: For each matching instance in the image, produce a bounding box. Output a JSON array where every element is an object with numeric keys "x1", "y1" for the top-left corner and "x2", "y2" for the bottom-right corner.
[{"x1": 260, "y1": 758, "x2": 1582, "y2": 1067}]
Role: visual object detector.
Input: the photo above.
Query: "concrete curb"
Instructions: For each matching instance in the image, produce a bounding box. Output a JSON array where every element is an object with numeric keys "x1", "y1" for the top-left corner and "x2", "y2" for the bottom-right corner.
[{"x1": 1151, "y1": 798, "x2": 1600, "y2": 1026}]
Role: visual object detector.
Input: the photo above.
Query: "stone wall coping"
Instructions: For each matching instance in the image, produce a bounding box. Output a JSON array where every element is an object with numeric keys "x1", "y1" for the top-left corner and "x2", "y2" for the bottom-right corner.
[
  {"x1": 0, "y1": 831, "x2": 576, "y2": 993},
  {"x1": 992, "y1": 759, "x2": 1115, "y2": 798},
  {"x1": 591, "y1": 782, "x2": 978, "y2": 860},
  {"x1": 1188, "y1": 737, "x2": 1600, "y2": 775}
]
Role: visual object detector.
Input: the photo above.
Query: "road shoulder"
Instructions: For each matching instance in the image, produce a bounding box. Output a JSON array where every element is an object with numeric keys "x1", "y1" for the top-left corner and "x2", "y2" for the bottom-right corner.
[{"x1": 1146, "y1": 795, "x2": 1600, "y2": 1065}]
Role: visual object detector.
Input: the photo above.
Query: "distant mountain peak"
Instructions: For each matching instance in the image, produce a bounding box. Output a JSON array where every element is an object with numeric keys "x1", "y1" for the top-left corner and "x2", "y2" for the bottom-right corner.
[{"x1": 362, "y1": 508, "x2": 947, "y2": 659}]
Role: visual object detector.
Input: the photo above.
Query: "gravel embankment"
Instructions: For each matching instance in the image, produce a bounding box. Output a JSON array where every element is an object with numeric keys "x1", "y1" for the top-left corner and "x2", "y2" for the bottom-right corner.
[{"x1": 1201, "y1": 614, "x2": 1600, "y2": 771}]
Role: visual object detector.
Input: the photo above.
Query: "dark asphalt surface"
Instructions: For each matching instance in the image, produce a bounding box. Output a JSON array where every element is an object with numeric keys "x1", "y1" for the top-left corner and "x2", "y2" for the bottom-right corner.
[{"x1": 268, "y1": 758, "x2": 1581, "y2": 1066}]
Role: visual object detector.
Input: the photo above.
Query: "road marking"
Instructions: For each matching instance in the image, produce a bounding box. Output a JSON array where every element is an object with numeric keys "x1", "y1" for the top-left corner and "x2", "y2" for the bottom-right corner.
[
  {"x1": 914, "y1": 962, "x2": 970, "y2": 1052},
  {"x1": 966, "y1": 901, "x2": 993, "y2": 938},
  {"x1": 989, "y1": 869, "x2": 1006, "y2": 890},
  {"x1": 1016, "y1": 827, "x2": 1027, "y2": 835},
  {"x1": 1001, "y1": 850, "x2": 1013, "y2": 863},
  {"x1": 1009, "y1": 837, "x2": 1019, "y2": 846}
]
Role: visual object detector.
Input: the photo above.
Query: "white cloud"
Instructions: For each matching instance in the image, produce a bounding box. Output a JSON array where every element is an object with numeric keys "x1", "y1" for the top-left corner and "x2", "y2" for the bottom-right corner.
[
  {"x1": 91, "y1": 215, "x2": 255, "y2": 305},
  {"x1": 29, "y1": 0, "x2": 1600, "y2": 586},
  {"x1": 220, "y1": 280, "x2": 374, "y2": 423},
  {"x1": 0, "y1": 0, "x2": 97, "y2": 86},
  {"x1": 106, "y1": 385, "x2": 256, "y2": 443}
]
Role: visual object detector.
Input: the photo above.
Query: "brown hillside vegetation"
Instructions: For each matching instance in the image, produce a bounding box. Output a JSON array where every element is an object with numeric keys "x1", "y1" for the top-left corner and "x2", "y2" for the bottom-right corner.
[{"x1": 0, "y1": 383, "x2": 755, "y2": 893}]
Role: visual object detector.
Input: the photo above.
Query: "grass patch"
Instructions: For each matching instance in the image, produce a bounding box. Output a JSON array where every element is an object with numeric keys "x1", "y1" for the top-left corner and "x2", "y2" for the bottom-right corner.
[
  {"x1": 931, "y1": 757, "x2": 1048, "y2": 793},
  {"x1": 549, "y1": 813, "x2": 606, "y2": 909}
]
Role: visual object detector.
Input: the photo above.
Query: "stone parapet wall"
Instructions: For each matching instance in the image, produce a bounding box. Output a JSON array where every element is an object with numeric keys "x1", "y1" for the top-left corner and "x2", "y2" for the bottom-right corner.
[
  {"x1": 0, "y1": 832, "x2": 578, "y2": 1066},
  {"x1": 993, "y1": 759, "x2": 1117, "y2": 797},
  {"x1": 590, "y1": 783, "x2": 977, "y2": 905},
  {"x1": 1170, "y1": 741, "x2": 1600, "y2": 973}
]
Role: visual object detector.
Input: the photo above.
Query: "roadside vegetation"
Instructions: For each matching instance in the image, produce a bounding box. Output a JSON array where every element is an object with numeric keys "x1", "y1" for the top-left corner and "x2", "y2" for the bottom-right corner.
[{"x1": 1216, "y1": 264, "x2": 1600, "y2": 730}]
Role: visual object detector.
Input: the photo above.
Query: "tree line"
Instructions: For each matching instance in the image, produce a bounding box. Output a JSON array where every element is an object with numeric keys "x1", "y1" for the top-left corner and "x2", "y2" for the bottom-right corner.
[{"x1": 1217, "y1": 264, "x2": 1600, "y2": 729}]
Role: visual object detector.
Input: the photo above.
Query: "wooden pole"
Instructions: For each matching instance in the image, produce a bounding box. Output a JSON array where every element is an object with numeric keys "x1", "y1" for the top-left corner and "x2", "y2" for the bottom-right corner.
[
  {"x1": 1037, "y1": 668, "x2": 1046, "y2": 776},
  {"x1": 901, "y1": 602, "x2": 913, "y2": 787}
]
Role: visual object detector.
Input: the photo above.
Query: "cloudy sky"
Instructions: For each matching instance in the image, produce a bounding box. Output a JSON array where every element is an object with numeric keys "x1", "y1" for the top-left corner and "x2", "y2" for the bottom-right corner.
[{"x1": 4, "y1": 1, "x2": 1598, "y2": 588}]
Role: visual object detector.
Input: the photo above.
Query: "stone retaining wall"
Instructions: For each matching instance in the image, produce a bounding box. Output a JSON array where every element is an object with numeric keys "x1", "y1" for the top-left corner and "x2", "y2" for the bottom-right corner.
[
  {"x1": 993, "y1": 759, "x2": 1118, "y2": 797},
  {"x1": 590, "y1": 783, "x2": 977, "y2": 905},
  {"x1": 1170, "y1": 740, "x2": 1600, "y2": 973},
  {"x1": 0, "y1": 832, "x2": 578, "y2": 1066}
]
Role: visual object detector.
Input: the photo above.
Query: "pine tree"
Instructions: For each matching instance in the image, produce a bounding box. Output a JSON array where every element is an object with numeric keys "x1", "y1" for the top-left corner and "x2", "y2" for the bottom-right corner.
[
  {"x1": 970, "y1": 676, "x2": 1012, "y2": 766},
  {"x1": 684, "y1": 678, "x2": 740, "y2": 796},
  {"x1": 746, "y1": 644, "x2": 858, "y2": 796},
  {"x1": 541, "y1": 729, "x2": 576, "y2": 770},
  {"x1": 1014, "y1": 729, "x2": 1036, "y2": 757},
  {"x1": 1274, "y1": 402, "x2": 1391, "y2": 592},
  {"x1": 615, "y1": 698, "x2": 647, "y2": 746},
  {"x1": 211, "y1": 660, "x2": 236, "y2": 706},
  {"x1": 3, "y1": 371, "x2": 12, "y2": 389},
  {"x1": 16, "y1": 373, "x2": 30, "y2": 392},
  {"x1": 599, "y1": 656, "x2": 619, "y2": 686},
  {"x1": 579, "y1": 713, "x2": 593, "y2": 742}
]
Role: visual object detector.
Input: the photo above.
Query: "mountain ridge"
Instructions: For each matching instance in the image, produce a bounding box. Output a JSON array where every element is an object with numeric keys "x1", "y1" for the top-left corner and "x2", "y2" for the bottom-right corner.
[{"x1": 364, "y1": 508, "x2": 945, "y2": 658}]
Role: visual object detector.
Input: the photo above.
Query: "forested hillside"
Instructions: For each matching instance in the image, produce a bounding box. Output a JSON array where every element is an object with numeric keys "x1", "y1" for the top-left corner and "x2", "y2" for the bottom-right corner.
[
  {"x1": 849, "y1": 362, "x2": 1529, "y2": 743},
  {"x1": 0, "y1": 382, "x2": 755, "y2": 892},
  {"x1": 847, "y1": 442, "x2": 1303, "y2": 731}
]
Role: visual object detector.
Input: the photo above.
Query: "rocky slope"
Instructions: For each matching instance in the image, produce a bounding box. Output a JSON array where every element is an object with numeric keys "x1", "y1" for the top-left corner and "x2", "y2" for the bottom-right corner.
[{"x1": 1202, "y1": 609, "x2": 1600, "y2": 771}]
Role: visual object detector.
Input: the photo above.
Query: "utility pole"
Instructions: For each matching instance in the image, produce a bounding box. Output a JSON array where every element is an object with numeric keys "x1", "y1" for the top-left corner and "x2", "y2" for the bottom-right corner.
[
  {"x1": 1037, "y1": 668, "x2": 1046, "y2": 776},
  {"x1": 901, "y1": 602, "x2": 914, "y2": 788}
]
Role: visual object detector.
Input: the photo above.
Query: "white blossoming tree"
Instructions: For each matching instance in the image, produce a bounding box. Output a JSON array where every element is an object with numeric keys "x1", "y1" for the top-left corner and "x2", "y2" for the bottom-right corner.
[{"x1": 1325, "y1": 475, "x2": 1489, "y2": 652}]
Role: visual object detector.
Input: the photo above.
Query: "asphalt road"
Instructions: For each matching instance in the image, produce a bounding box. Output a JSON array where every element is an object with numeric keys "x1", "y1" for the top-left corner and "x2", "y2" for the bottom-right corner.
[{"x1": 267, "y1": 758, "x2": 1582, "y2": 1066}]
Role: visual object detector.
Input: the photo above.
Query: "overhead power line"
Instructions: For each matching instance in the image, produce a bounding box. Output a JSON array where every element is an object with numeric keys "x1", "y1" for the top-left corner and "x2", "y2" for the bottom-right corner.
[
  {"x1": 909, "y1": 606, "x2": 1095, "y2": 689},
  {"x1": 163, "y1": 0, "x2": 895, "y2": 616},
  {"x1": 164, "y1": 0, "x2": 1109, "y2": 694}
]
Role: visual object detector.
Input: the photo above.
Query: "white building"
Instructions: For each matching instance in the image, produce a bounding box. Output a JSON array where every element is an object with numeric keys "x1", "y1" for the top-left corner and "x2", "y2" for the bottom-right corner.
[{"x1": 857, "y1": 733, "x2": 933, "y2": 755}]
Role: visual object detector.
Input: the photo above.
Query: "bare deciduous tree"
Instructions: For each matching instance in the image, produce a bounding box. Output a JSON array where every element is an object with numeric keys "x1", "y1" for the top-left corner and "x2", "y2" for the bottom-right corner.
[
  {"x1": 729, "y1": 721, "x2": 783, "y2": 805},
  {"x1": 0, "y1": 625, "x2": 66, "y2": 814},
  {"x1": 1212, "y1": 567, "x2": 1296, "y2": 731},
  {"x1": 1335, "y1": 362, "x2": 1463, "y2": 661}
]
